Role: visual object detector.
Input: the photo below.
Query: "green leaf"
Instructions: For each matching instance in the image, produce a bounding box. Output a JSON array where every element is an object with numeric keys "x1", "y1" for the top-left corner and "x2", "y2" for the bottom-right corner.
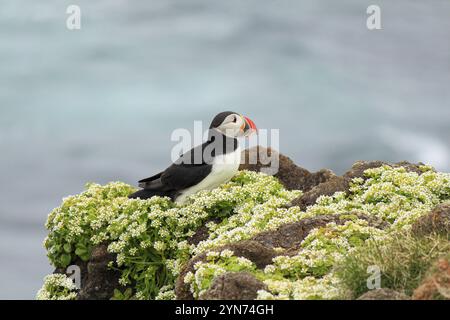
[
  {"x1": 123, "y1": 288, "x2": 133, "y2": 299},
  {"x1": 60, "y1": 254, "x2": 71, "y2": 267},
  {"x1": 75, "y1": 247, "x2": 87, "y2": 256},
  {"x1": 79, "y1": 252, "x2": 90, "y2": 262},
  {"x1": 63, "y1": 243, "x2": 72, "y2": 253},
  {"x1": 111, "y1": 289, "x2": 123, "y2": 300},
  {"x1": 111, "y1": 288, "x2": 133, "y2": 300},
  {"x1": 76, "y1": 243, "x2": 86, "y2": 250}
]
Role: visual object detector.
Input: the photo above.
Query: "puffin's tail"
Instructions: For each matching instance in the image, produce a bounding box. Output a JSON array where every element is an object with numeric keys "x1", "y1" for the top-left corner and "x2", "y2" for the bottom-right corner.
[{"x1": 128, "y1": 189, "x2": 175, "y2": 200}]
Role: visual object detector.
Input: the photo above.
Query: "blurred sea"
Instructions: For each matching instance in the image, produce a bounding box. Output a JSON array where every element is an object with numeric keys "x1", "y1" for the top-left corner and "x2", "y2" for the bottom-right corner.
[{"x1": 1, "y1": 0, "x2": 449, "y2": 299}]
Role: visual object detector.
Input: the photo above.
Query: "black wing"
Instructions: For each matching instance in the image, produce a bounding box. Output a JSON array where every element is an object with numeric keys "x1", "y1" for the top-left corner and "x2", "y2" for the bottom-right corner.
[
  {"x1": 138, "y1": 142, "x2": 213, "y2": 192},
  {"x1": 138, "y1": 172, "x2": 165, "y2": 189}
]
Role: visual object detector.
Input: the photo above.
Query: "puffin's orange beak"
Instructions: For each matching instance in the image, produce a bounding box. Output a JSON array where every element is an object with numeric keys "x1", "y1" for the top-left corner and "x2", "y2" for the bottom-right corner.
[{"x1": 242, "y1": 115, "x2": 257, "y2": 135}]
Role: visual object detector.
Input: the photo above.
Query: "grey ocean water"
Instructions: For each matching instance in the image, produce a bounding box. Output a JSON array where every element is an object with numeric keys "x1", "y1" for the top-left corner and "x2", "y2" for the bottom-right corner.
[{"x1": 1, "y1": 0, "x2": 449, "y2": 299}]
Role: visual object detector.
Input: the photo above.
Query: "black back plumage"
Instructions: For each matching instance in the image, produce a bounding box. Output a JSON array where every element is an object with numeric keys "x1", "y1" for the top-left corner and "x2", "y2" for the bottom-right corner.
[{"x1": 128, "y1": 131, "x2": 239, "y2": 201}]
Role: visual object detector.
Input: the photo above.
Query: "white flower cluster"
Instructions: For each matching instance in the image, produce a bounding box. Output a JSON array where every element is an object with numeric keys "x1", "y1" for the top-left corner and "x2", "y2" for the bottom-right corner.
[
  {"x1": 186, "y1": 165, "x2": 450, "y2": 300},
  {"x1": 41, "y1": 171, "x2": 296, "y2": 300},
  {"x1": 193, "y1": 196, "x2": 301, "y2": 255},
  {"x1": 184, "y1": 250, "x2": 258, "y2": 298},
  {"x1": 251, "y1": 220, "x2": 383, "y2": 299},
  {"x1": 308, "y1": 166, "x2": 450, "y2": 228},
  {"x1": 155, "y1": 285, "x2": 176, "y2": 300},
  {"x1": 257, "y1": 274, "x2": 345, "y2": 300},
  {"x1": 36, "y1": 274, "x2": 78, "y2": 300},
  {"x1": 39, "y1": 165, "x2": 450, "y2": 300}
]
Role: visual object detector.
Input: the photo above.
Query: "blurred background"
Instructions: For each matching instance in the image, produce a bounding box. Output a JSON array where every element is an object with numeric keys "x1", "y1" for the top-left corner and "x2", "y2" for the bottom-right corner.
[{"x1": 1, "y1": 0, "x2": 449, "y2": 299}]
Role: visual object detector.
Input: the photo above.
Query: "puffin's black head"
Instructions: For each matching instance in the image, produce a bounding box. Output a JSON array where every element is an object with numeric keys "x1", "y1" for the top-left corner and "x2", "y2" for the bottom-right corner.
[{"x1": 209, "y1": 111, "x2": 257, "y2": 138}]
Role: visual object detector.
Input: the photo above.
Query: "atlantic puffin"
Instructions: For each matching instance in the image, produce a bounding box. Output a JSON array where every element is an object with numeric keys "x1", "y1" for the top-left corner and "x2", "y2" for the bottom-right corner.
[{"x1": 129, "y1": 111, "x2": 257, "y2": 203}]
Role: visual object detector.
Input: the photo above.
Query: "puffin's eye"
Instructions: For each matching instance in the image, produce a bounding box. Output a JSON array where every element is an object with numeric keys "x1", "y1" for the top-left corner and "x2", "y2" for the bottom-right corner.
[{"x1": 232, "y1": 116, "x2": 237, "y2": 123}]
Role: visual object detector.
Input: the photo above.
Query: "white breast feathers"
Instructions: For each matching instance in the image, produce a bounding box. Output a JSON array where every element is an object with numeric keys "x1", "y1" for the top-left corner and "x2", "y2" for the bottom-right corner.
[{"x1": 176, "y1": 146, "x2": 241, "y2": 204}]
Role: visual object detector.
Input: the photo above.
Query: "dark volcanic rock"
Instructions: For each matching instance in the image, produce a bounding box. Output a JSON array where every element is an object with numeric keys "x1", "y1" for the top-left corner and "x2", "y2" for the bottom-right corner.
[
  {"x1": 187, "y1": 224, "x2": 211, "y2": 246},
  {"x1": 252, "y1": 215, "x2": 340, "y2": 251},
  {"x1": 240, "y1": 146, "x2": 335, "y2": 192},
  {"x1": 357, "y1": 288, "x2": 410, "y2": 300},
  {"x1": 252, "y1": 213, "x2": 388, "y2": 254},
  {"x1": 53, "y1": 154, "x2": 436, "y2": 301},
  {"x1": 290, "y1": 176, "x2": 349, "y2": 210},
  {"x1": 343, "y1": 160, "x2": 426, "y2": 179},
  {"x1": 77, "y1": 244, "x2": 121, "y2": 300},
  {"x1": 222, "y1": 240, "x2": 277, "y2": 268},
  {"x1": 54, "y1": 244, "x2": 120, "y2": 300},
  {"x1": 54, "y1": 258, "x2": 88, "y2": 290},
  {"x1": 176, "y1": 214, "x2": 388, "y2": 299},
  {"x1": 188, "y1": 217, "x2": 222, "y2": 246},
  {"x1": 412, "y1": 256, "x2": 450, "y2": 300},
  {"x1": 175, "y1": 240, "x2": 276, "y2": 300},
  {"x1": 411, "y1": 203, "x2": 450, "y2": 237},
  {"x1": 290, "y1": 160, "x2": 427, "y2": 210},
  {"x1": 200, "y1": 272, "x2": 267, "y2": 300}
]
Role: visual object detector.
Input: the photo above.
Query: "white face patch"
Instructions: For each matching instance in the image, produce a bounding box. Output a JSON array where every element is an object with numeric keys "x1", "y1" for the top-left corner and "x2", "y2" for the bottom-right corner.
[{"x1": 216, "y1": 114, "x2": 245, "y2": 138}]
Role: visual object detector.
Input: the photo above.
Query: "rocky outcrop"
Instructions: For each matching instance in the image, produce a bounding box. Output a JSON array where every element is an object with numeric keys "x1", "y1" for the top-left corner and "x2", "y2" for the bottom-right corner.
[
  {"x1": 77, "y1": 244, "x2": 121, "y2": 300},
  {"x1": 241, "y1": 147, "x2": 426, "y2": 210},
  {"x1": 412, "y1": 256, "x2": 450, "y2": 300},
  {"x1": 175, "y1": 240, "x2": 277, "y2": 300},
  {"x1": 357, "y1": 288, "x2": 410, "y2": 300},
  {"x1": 199, "y1": 272, "x2": 266, "y2": 300},
  {"x1": 174, "y1": 156, "x2": 428, "y2": 300},
  {"x1": 55, "y1": 244, "x2": 120, "y2": 300},
  {"x1": 176, "y1": 213, "x2": 388, "y2": 299},
  {"x1": 412, "y1": 203, "x2": 450, "y2": 237},
  {"x1": 290, "y1": 176, "x2": 349, "y2": 210},
  {"x1": 290, "y1": 160, "x2": 426, "y2": 210},
  {"x1": 46, "y1": 148, "x2": 446, "y2": 300},
  {"x1": 344, "y1": 160, "x2": 425, "y2": 179},
  {"x1": 187, "y1": 217, "x2": 223, "y2": 246},
  {"x1": 240, "y1": 146, "x2": 335, "y2": 192},
  {"x1": 252, "y1": 213, "x2": 388, "y2": 255}
]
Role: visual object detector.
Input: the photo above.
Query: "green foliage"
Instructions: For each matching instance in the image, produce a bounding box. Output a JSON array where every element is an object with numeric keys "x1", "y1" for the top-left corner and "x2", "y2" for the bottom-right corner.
[
  {"x1": 41, "y1": 171, "x2": 297, "y2": 299},
  {"x1": 44, "y1": 182, "x2": 136, "y2": 268},
  {"x1": 265, "y1": 220, "x2": 383, "y2": 280},
  {"x1": 39, "y1": 164, "x2": 450, "y2": 300},
  {"x1": 186, "y1": 165, "x2": 450, "y2": 300},
  {"x1": 308, "y1": 165, "x2": 450, "y2": 227},
  {"x1": 111, "y1": 288, "x2": 133, "y2": 300},
  {"x1": 184, "y1": 249, "x2": 262, "y2": 298}
]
